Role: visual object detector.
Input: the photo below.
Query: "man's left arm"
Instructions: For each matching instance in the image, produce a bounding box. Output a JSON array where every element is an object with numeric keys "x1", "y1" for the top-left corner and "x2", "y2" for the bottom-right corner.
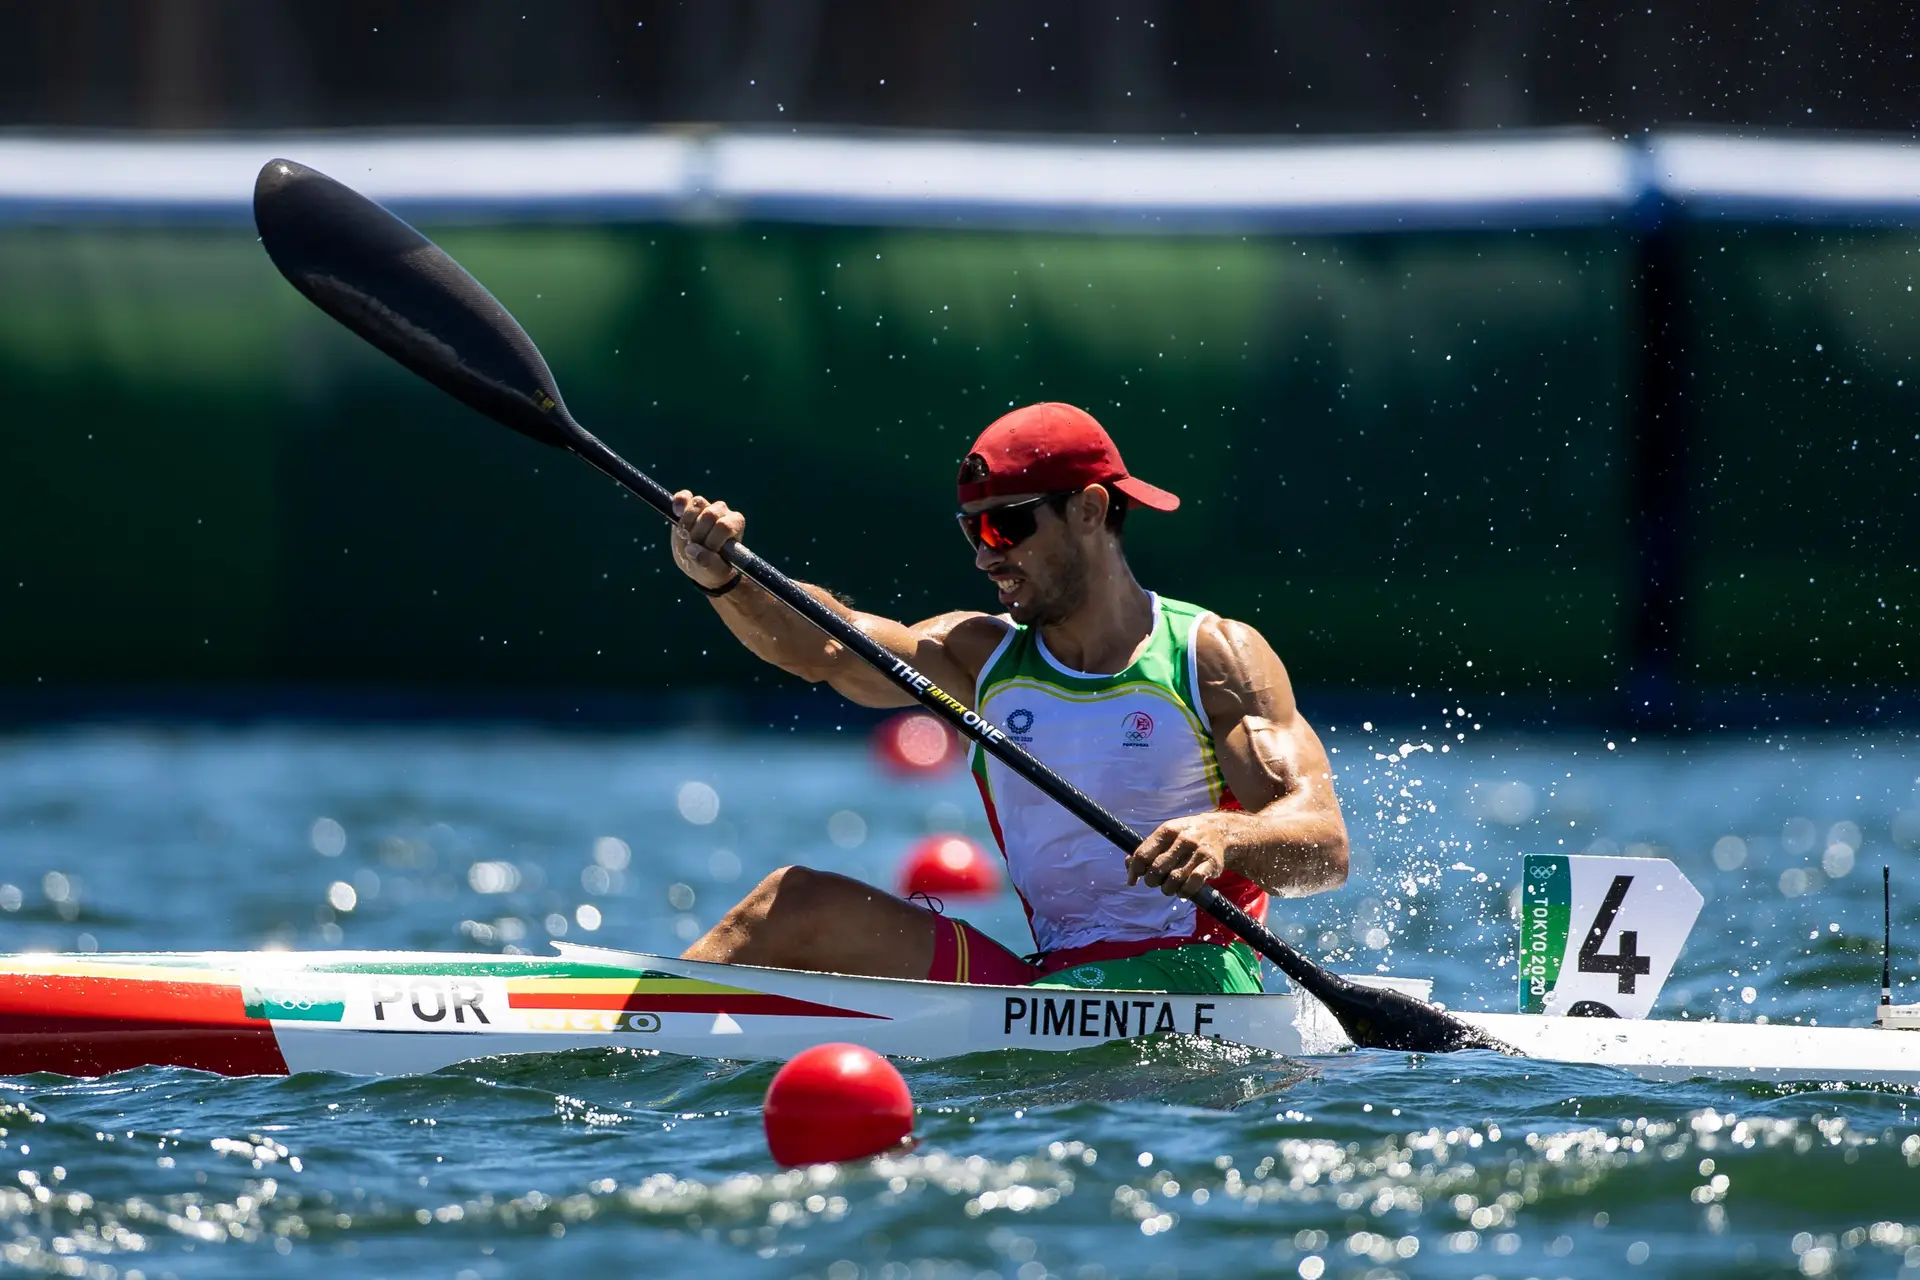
[{"x1": 1125, "y1": 615, "x2": 1351, "y2": 898}]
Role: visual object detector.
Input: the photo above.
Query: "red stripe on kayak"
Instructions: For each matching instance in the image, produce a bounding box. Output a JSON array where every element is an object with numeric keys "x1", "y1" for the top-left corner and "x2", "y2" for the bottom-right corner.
[
  {"x1": 507, "y1": 991, "x2": 885, "y2": 1019},
  {"x1": 0, "y1": 974, "x2": 289, "y2": 1078}
]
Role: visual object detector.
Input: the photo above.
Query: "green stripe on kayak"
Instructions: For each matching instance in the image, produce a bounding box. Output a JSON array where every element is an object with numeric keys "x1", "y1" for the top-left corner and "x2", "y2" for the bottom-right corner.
[
  {"x1": 2, "y1": 954, "x2": 674, "y2": 982},
  {"x1": 242, "y1": 986, "x2": 347, "y2": 1022},
  {"x1": 294, "y1": 960, "x2": 673, "y2": 979}
]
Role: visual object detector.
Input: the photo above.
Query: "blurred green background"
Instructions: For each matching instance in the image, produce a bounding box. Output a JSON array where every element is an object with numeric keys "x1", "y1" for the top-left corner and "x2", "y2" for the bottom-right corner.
[{"x1": 2, "y1": 220, "x2": 1913, "y2": 708}]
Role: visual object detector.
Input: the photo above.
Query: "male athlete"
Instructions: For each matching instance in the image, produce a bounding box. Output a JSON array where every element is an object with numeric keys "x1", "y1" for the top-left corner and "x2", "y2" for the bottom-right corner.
[{"x1": 671, "y1": 402, "x2": 1348, "y2": 994}]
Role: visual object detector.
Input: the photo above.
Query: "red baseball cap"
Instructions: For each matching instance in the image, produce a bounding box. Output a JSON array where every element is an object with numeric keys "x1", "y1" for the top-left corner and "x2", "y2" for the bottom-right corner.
[{"x1": 956, "y1": 403, "x2": 1180, "y2": 512}]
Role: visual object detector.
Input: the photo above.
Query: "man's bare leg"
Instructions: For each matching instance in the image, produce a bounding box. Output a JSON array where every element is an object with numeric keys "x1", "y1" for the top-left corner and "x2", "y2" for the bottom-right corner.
[{"x1": 680, "y1": 866, "x2": 938, "y2": 979}]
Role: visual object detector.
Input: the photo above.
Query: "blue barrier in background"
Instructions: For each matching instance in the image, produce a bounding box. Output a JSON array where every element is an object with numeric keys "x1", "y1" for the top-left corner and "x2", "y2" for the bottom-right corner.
[{"x1": 2, "y1": 129, "x2": 1915, "y2": 230}]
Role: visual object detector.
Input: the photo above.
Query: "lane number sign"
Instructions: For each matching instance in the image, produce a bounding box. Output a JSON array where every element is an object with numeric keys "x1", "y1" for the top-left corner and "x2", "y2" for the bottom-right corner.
[{"x1": 1518, "y1": 853, "x2": 1702, "y2": 1017}]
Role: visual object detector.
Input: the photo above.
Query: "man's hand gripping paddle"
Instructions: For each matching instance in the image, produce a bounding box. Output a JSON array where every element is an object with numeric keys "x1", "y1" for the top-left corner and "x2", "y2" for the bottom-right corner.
[{"x1": 251, "y1": 157, "x2": 1515, "y2": 1058}]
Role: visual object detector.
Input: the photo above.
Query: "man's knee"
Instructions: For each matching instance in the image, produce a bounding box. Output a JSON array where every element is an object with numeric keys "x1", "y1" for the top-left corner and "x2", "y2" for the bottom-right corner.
[{"x1": 743, "y1": 865, "x2": 852, "y2": 918}]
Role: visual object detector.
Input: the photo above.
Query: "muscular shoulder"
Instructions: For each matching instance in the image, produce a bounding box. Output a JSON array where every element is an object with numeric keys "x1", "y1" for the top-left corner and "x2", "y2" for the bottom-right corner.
[
  {"x1": 911, "y1": 611, "x2": 1012, "y2": 683},
  {"x1": 1192, "y1": 614, "x2": 1299, "y2": 726}
]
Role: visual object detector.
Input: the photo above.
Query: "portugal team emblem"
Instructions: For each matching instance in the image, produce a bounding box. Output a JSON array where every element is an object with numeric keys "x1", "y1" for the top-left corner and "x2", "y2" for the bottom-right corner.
[{"x1": 1122, "y1": 711, "x2": 1155, "y2": 744}]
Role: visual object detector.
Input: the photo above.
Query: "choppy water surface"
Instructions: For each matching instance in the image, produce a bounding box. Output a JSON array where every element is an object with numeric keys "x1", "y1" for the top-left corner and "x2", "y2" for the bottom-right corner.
[{"x1": 4, "y1": 722, "x2": 1920, "y2": 1278}]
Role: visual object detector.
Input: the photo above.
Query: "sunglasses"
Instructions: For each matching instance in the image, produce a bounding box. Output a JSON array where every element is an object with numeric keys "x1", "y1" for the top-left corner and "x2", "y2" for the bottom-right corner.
[{"x1": 956, "y1": 493, "x2": 1067, "y2": 552}]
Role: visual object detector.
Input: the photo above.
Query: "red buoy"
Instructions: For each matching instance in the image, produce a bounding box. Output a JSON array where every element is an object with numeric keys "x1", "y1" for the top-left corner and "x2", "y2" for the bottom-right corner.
[
  {"x1": 763, "y1": 1043, "x2": 914, "y2": 1166},
  {"x1": 897, "y1": 833, "x2": 1001, "y2": 898},
  {"x1": 871, "y1": 712, "x2": 962, "y2": 776}
]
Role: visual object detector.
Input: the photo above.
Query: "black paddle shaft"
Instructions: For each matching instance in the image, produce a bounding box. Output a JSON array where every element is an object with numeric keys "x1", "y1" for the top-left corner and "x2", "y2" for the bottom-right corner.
[{"x1": 252, "y1": 158, "x2": 1514, "y2": 1057}]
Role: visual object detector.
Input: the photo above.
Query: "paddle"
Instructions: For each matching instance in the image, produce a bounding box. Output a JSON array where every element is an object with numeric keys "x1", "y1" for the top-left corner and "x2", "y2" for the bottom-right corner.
[{"x1": 251, "y1": 157, "x2": 1514, "y2": 1057}]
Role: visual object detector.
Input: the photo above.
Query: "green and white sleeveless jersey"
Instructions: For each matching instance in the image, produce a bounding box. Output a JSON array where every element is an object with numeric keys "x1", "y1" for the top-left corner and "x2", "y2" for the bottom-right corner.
[{"x1": 969, "y1": 594, "x2": 1269, "y2": 955}]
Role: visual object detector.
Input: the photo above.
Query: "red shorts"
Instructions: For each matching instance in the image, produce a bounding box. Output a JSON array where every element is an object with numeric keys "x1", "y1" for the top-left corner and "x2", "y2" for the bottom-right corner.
[
  {"x1": 926, "y1": 913, "x2": 1042, "y2": 986},
  {"x1": 924, "y1": 911, "x2": 1215, "y2": 985}
]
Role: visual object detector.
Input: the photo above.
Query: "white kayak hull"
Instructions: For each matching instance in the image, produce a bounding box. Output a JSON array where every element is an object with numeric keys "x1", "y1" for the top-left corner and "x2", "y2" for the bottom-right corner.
[
  {"x1": 6, "y1": 944, "x2": 1918, "y2": 1085},
  {"x1": 1289, "y1": 1000, "x2": 1920, "y2": 1085},
  {"x1": 0, "y1": 944, "x2": 1368, "y2": 1078},
  {"x1": 1467, "y1": 1010, "x2": 1920, "y2": 1084},
  {"x1": 270, "y1": 945, "x2": 1323, "y2": 1075}
]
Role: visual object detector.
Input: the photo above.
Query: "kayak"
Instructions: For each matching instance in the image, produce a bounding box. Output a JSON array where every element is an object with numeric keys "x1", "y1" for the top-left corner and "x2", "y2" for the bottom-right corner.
[
  {"x1": 8, "y1": 943, "x2": 1920, "y2": 1084},
  {"x1": 0, "y1": 944, "x2": 1416, "y2": 1078}
]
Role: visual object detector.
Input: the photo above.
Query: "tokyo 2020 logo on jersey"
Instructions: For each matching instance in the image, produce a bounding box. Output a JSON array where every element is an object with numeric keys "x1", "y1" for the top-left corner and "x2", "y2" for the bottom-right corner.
[
  {"x1": 1121, "y1": 711, "x2": 1155, "y2": 746},
  {"x1": 1005, "y1": 708, "x2": 1035, "y2": 739}
]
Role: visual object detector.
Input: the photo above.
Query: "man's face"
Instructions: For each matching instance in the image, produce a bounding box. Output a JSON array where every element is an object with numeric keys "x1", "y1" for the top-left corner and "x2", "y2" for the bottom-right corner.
[{"x1": 963, "y1": 491, "x2": 1091, "y2": 626}]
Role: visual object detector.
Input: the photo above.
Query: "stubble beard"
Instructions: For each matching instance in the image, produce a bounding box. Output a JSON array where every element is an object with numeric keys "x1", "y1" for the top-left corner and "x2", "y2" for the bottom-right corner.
[{"x1": 1005, "y1": 537, "x2": 1089, "y2": 627}]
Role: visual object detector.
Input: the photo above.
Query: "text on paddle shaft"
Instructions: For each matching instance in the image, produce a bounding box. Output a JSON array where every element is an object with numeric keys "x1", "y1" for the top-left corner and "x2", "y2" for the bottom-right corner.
[
  {"x1": 1003, "y1": 994, "x2": 1215, "y2": 1038},
  {"x1": 888, "y1": 659, "x2": 1006, "y2": 746},
  {"x1": 371, "y1": 979, "x2": 491, "y2": 1024}
]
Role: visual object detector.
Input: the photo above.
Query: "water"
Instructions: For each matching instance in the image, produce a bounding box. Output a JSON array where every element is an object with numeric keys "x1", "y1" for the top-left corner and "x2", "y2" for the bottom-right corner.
[{"x1": 4, "y1": 723, "x2": 1920, "y2": 1278}]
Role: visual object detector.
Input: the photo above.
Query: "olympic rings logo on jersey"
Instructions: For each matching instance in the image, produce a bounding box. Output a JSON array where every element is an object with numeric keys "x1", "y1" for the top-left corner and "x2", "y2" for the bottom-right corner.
[{"x1": 1121, "y1": 711, "x2": 1155, "y2": 746}]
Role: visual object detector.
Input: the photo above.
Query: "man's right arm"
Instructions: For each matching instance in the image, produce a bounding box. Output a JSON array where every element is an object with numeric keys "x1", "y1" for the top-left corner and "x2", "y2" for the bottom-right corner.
[{"x1": 670, "y1": 491, "x2": 1005, "y2": 708}]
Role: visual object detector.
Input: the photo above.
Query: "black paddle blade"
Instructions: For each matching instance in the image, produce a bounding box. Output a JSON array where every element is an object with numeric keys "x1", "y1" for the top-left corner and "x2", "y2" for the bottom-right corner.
[
  {"x1": 253, "y1": 158, "x2": 576, "y2": 451},
  {"x1": 1324, "y1": 978, "x2": 1517, "y2": 1055}
]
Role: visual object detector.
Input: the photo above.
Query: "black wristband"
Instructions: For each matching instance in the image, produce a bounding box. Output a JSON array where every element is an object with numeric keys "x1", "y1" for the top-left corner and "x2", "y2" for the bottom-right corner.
[{"x1": 698, "y1": 570, "x2": 743, "y2": 599}]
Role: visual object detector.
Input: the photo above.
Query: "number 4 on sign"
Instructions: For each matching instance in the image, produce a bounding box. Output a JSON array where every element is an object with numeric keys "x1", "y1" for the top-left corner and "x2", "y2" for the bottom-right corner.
[
  {"x1": 1516, "y1": 852, "x2": 1703, "y2": 1019},
  {"x1": 1577, "y1": 875, "x2": 1653, "y2": 993}
]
